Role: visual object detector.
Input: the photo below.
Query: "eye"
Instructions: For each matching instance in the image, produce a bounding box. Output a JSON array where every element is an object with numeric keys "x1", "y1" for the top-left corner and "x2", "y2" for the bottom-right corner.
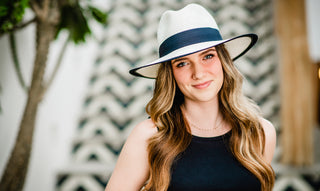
[
  {"x1": 204, "y1": 54, "x2": 214, "y2": 60},
  {"x1": 176, "y1": 61, "x2": 188, "y2": 68}
]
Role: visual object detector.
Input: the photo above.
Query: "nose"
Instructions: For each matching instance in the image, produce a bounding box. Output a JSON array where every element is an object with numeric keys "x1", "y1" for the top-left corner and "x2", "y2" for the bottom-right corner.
[{"x1": 192, "y1": 62, "x2": 206, "y2": 80}]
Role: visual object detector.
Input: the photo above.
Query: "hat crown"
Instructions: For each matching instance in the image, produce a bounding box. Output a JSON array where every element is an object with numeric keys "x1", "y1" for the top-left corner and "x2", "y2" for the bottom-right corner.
[
  {"x1": 129, "y1": 3, "x2": 258, "y2": 78},
  {"x1": 157, "y1": 4, "x2": 219, "y2": 46}
]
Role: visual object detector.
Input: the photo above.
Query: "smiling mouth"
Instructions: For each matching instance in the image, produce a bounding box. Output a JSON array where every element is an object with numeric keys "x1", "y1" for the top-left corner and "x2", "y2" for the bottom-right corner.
[{"x1": 192, "y1": 81, "x2": 212, "y2": 89}]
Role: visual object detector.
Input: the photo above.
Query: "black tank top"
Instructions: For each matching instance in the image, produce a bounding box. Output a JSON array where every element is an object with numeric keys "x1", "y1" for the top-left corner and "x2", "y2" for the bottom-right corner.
[{"x1": 168, "y1": 131, "x2": 261, "y2": 191}]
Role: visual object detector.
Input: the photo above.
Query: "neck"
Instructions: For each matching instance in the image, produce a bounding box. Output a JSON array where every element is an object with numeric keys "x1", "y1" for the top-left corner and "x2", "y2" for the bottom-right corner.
[{"x1": 182, "y1": 98, "x2": 221, "y2": 128}]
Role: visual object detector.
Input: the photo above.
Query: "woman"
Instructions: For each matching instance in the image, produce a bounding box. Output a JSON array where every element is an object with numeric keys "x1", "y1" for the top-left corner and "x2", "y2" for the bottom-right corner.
[{"x1": 105, "y1": 3, "x2": 276, "y2": 191}]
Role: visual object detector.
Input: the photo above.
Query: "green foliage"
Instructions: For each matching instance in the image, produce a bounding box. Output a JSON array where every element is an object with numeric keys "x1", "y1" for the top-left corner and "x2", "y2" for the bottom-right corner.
[
  {"x1": 0, "y1": 0, "x2": 108, "y2": 43},
  {"x1": 0, "y1": 0, "x2": 29, "y2": 33},
  {"x1": 88, "y1": 6, "x2": 108, "y2": 24},
  {"x1": 55, "y1": 2, "x2": 108, "y2": 44},
  {"x1": 56, "y1": 3, "x2": 91, "y2": 44}
]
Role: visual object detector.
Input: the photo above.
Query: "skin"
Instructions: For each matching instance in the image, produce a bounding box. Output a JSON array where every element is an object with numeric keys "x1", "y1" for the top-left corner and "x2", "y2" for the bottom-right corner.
[
  {"x1": 171, "y1": 47, "x2": 227, "y2": 137},
  {"x1": 105, "y1": 48, "x2": 277, "y2": 191},
  {"x1": 171, "y1": 48, "x2": 223, "y2": 104}
]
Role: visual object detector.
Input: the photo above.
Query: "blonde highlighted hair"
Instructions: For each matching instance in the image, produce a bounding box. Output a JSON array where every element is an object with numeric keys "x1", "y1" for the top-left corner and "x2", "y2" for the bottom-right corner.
[{"x1": 144, "y1": 44, "x2": 275, "y2": 191}]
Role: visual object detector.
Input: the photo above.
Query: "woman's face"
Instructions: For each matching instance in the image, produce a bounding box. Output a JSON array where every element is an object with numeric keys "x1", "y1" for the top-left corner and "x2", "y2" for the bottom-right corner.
[{"x1": 171, "y1": 47, "x2": 224, "y2": 104}]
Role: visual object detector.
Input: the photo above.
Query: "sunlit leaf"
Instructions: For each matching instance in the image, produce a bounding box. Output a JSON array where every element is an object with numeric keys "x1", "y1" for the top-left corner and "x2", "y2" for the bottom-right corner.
[{"x1": 0, "y1": 0, "x2": 29, "y2": 33}]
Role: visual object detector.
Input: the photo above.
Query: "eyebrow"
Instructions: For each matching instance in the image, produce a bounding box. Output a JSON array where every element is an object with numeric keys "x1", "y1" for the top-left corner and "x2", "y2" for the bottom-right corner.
[
  {"x1": 172, "y1": 48, "x2": 217, "y2": 64},
  {"x1": 172, "y1": 57, "x2": 186, "y2": 64},
  {"x1": 199, "y1": 48, "x2": 217, "y2": 56}
]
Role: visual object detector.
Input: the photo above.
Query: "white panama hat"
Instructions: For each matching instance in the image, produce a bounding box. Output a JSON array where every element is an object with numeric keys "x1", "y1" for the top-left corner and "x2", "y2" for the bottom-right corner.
[{"x1": 129, "y1": 3, "x2": 258, "y2": 79}]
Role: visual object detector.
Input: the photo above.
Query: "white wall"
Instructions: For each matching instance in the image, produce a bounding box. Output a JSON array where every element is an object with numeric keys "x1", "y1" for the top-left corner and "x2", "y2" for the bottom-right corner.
[
  {"x1": 0, "y1": 10, "x2": 99, "y2": 191},
  {"x1": 306, "y1": 0, "x2": 320, "y2": 62}
]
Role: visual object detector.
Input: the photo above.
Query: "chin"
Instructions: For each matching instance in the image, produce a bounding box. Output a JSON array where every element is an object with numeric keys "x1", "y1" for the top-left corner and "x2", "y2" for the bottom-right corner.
[{"x1": 192, "y1": 94, "x2": 219, "y2": 103}]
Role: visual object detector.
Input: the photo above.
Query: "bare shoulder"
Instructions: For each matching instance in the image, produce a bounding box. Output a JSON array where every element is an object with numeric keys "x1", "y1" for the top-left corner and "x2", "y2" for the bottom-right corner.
[
  {"x1": 121, "y1": 119, "x2": 158, "y2": 155},
  {"x1": 259, "y1": 118, "x2": 277, "y2": 164},
  {"x1": 129, "y1": 118, "x2": 158, "y2": 142},
  {"x1": 105, "y1": 119, "x2": 158, "y2": 191},
  {"x1": 259, "y1": 118, "x2": 276, "y2": 140}
]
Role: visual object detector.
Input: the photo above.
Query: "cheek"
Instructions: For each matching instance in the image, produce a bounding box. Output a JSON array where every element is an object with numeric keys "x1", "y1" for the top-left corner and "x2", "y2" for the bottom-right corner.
[
  {"x1": 217, "y1": 65, "x2": 224, "y2": 82},
  {"x1": 208, "y1": 60, "x2": 223, "y2": 75},
  {"x1": 217, "y1": 64, "x2": 224, "y2": 77},
  {"x1": 216, "y1": 63, "x2": 225, "y2": 87},
  {"x1": 210, "y1": 61, "x2": 224, "y2": 89},
  {"x1": 172, "y1": 69, "x2": 188, "y2": 85}
]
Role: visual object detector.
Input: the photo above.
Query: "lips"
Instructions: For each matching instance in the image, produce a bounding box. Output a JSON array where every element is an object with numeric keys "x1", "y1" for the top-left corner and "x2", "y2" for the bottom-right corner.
[{"x1": 192, "y1": 80, "x2": 212, "y2": 89}]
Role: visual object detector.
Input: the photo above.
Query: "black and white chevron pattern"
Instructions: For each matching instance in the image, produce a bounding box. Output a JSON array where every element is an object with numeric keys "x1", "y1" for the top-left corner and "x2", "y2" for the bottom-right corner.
[{"x1": 55, "y1": 0, "x2": 319, "y2": 191}]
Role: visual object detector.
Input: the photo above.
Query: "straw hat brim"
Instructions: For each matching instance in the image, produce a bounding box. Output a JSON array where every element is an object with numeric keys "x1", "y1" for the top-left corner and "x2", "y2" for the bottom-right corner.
[{"x1": 129, "y1": 33, "x2": 257, "y2": 79}]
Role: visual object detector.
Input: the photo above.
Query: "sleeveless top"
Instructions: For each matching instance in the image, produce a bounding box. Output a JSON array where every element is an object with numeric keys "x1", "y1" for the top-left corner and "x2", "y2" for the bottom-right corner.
[{"x1": 167, "y1": 131, "x2": 261, "y2": 191}]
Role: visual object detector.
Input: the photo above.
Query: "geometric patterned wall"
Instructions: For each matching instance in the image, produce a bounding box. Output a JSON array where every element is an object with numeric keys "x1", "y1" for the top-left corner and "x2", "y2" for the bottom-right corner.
[{"x1": 55, "y1": 0, "x2": 320, "y2": 190}]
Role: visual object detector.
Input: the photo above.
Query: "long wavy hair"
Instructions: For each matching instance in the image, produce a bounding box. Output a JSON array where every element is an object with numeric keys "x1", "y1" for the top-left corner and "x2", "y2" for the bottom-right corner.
[{"x1": 144, "y1": 44, "x2": 275, "y2": 191}]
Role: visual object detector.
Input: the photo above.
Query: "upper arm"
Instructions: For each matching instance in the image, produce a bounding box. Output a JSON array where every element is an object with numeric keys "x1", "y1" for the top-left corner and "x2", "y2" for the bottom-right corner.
[
  {"x1": 105, "y1": 119, "x2": 158, "y2": 191},
  {"x1": 260, "y1": 118, "x2": 277, "y2": 164}
]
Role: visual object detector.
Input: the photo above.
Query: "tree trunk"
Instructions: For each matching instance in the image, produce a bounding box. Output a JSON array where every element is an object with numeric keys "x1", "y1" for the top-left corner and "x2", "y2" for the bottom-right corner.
[{"x1": 0, "y1": 19, "x2": 57, "y2": 191}]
